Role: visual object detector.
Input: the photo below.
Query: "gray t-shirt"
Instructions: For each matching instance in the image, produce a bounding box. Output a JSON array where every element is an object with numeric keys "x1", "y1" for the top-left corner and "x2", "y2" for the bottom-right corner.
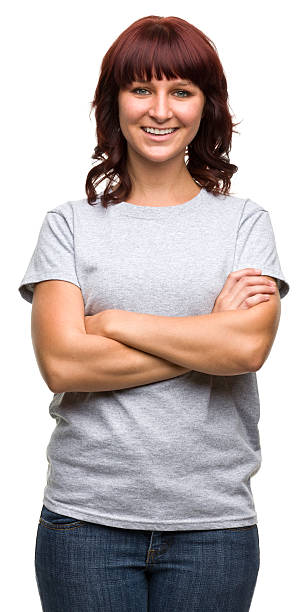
[{"x1": 18, "y1": 188, "x2": 289, "y2": 530}]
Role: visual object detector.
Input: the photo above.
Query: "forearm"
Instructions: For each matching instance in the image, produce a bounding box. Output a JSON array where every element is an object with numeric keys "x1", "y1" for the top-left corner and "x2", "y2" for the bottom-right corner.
[
  {"x1": 104, "y1": 309, "x2": 258, "y2": 376},
  {"x1": 52, "y1": 333, "x2": 189, "y2": 393}
]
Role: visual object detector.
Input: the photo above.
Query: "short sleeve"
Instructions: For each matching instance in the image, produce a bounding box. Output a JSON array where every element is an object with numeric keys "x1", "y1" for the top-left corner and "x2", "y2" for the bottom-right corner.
[
  {"x1": 18, "y1": 210, "x2": 81, "y2": 304},
  {"x1": 232, "y1": 199, "x2": 290, "y2": 299}
]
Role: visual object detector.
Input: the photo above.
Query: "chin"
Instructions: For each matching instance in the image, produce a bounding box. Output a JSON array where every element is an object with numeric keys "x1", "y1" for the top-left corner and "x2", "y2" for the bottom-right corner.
[{"x1": 142, "y1": 151, "x2": 179, "y2": 162}]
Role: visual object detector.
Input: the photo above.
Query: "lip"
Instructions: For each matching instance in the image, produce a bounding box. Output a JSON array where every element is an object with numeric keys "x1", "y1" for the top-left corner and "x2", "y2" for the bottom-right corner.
[{"x1": 141, "y1": 127, "x2": 179, "y2": 141}]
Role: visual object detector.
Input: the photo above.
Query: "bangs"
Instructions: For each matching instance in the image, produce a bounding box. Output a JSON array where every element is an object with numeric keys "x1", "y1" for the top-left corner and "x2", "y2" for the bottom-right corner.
[{"x1": 112, "y1": 28, "x2": 207, "y2": 89}]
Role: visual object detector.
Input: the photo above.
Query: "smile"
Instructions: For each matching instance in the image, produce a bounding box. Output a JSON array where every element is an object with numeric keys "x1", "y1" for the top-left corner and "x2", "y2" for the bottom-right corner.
[
  {"x1": 142, "y1": 127, "x2": 178, "y2": 134},
  {"x1": 141, "y1": 127, "x2": 179, "y2": 140}
]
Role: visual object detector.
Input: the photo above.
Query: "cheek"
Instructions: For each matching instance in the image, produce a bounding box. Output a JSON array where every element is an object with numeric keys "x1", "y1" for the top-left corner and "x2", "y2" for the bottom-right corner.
[
  {"x1": 122, "y1": 107, "x2": 145, "y2": 127},
  {"x1": 118, "y1": 94, "x2": 140, "y2": 123},
  {"x1": 174, "y1": 104, "x2": 202, "y2": 127},
  {"x1": 185, "y1": 107, "x2": 203, "y2": 125}
]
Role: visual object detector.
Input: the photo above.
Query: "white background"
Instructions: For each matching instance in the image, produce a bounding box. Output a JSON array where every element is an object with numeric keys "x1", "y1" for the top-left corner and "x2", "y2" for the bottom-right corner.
[{"x1": 3, "y1": 1, "x2": 302, "y2": 610}]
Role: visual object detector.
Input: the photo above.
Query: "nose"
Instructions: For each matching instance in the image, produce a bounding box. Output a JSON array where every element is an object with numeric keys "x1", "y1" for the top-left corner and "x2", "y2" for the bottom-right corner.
[{"x1": 148, "y1": 93, "x2": 174, "y2": 123}]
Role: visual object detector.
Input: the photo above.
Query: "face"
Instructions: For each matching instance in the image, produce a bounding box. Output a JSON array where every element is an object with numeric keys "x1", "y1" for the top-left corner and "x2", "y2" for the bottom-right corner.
[{"x1": 118, "y1": 75, "x2": 205, "y2": 162}]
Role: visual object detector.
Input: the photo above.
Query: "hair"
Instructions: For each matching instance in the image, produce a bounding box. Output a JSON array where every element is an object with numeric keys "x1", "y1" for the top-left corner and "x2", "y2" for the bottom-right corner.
[{"x1": 85, "y1": 15, "x2": 240, "y2": 208}]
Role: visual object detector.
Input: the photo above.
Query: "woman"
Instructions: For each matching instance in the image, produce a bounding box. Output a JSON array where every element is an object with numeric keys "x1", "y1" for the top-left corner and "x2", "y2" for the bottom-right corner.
[{"x1": 19, "y1": 15, "x2": 289, "y2": 612}]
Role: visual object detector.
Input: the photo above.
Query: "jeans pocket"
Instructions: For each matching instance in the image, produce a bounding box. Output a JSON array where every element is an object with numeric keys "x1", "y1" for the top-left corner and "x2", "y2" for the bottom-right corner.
[{"x1": 39, "y1": 504, "x2": 86, "y2": 530}]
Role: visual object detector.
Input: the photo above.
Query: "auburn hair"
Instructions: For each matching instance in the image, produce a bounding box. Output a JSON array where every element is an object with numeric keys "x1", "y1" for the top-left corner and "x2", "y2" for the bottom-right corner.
[{"x1": 85, "y1": 15, "x2": 240, "y2": 208}]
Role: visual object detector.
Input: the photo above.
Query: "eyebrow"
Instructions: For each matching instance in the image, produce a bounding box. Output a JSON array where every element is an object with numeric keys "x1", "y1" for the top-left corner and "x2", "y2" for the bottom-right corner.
[{"x1": 133, "y1": 79, "x2": 194, "y2": 86}]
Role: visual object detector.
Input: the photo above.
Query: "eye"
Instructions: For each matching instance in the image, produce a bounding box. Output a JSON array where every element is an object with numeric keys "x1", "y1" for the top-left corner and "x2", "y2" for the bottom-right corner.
[
  {"x1": 174, "y1": 90, "x2": 191, "y2": 97},
  {"x1": 132, "y1": 88, "x2": 150, "y2": 95},
  {"x1": 131, "y1": 88, "x2": 191, "y2": 97}
]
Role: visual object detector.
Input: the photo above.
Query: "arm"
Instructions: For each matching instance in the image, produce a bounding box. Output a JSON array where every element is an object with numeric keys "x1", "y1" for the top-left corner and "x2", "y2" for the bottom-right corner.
[
  {"x1": 102, "y1": 299, "x2": 279, "y2": 376},
  {"x1": 53, "y1": 334, "x2": 189, "y2": 393},
  {"x1": 31, "y1": 280, "x2": 188, "y2": 394},
  {"x1": 104, "y1": 310, "x2": 253, "y2": 376},
  {"x1": 56, "y1": 279, "x2": 279, "y2": 392}
]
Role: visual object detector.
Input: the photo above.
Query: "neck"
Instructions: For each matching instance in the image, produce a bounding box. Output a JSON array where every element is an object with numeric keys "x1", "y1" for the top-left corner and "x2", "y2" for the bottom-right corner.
[{"x1": 125, "y1": 149, "x2": 199, "y2": 206}]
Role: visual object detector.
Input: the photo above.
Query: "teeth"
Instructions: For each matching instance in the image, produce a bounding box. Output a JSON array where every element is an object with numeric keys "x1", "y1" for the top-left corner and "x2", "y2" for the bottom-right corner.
[{"x1": 143, "y1": 127, "x2": 176, "y2": 135}]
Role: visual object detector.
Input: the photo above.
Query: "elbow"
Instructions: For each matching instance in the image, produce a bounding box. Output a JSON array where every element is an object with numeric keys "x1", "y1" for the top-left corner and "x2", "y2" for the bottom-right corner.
[
  {"x1": 48, "y1": 378, "x2": 62, "y2": 394},
  {"x1": 34, "y1": 350, "x2": 65, "y2": 393},
  {"x1": 46, "y1": 372, "x2": 62, "y2": 394},
  {"x1": 46, "y1": 358, "x2": 84, "y2": 393},
  {"x1": 45, "y1": 361, "x2": 66, "y2": 394},
  {"x1": 247, "y1": 340, "x2": 270, "y2": 373},
  {"x1": 248, "y1": 356, "x2": 264, "y2": 373},
  {"x1": 35, "y1": 364, "x2": 62, "y2": 394}
]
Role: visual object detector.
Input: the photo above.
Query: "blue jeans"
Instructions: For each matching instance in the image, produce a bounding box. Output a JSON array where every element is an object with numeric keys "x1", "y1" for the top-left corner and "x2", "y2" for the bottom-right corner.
[{"x1": 35, "y1": 504, "x2": 260, "y2": 611}]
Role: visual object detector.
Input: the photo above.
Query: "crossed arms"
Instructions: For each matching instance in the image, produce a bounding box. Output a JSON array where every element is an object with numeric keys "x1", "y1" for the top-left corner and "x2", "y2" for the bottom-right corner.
[
  {"x1": 89, "y1": 296, "x2": 280, "y2": 377},
  {"x1": 31, "y1": 279, "x2": 281, "y2": 393}
]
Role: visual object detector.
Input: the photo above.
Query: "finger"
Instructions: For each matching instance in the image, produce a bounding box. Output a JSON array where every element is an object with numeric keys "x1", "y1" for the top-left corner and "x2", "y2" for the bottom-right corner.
[
  {"x1": 224, "y1": 268, "x2": 262, "y2": 293},
  {"x1": 242, "y1": 293, "x2": 271, "y2": 308},
  {"x1": 230, "y1": 275, "x2": 276, "y2": 303},
  {"x1": 227, "y1": 284, "x2": 275, "y2": 310},
  {"x1": 235, "y1": 284, "x2": 276, "y2": 306},
  {"x1": 238, "y1": 275, "x2": 276, "y2": 286},
  {"x1": 216, "y1": 268, "x2": 272, "y2": 311},
  {"x1": 243, "y1": 283, "x2": 276, "y2": 297}
]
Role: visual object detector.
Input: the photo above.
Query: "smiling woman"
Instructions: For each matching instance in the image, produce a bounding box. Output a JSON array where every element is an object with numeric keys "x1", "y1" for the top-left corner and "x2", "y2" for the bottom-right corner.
[
  {"x1": 85, "y1": 15, "x2": 240, "y2": 208},
  {"x1": 18, "y1": 13, "x2": 290, "y2": 612}
]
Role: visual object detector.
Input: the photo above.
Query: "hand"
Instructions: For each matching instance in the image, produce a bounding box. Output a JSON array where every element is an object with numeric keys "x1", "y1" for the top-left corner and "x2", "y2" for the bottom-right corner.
[
  {"x1": 84, "y1": 310, "x2": 112, "y2": 336},
  {"x1": 212, "y1": 268, "x2": 277, "y2": 313}
]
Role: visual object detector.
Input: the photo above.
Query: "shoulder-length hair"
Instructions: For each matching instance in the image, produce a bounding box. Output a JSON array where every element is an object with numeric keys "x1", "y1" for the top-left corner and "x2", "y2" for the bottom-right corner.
[{"x1": 85, "y1": 15, "x2": 240, "y2": 208}]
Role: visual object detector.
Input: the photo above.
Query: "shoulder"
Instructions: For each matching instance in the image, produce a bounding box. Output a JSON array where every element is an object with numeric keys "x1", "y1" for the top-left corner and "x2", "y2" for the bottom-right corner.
[
  {"x1": 211, "y1": 191, "x2": 267, "y2": 211},
  {"x1": 47, "y1": 196, "x2": 98, "y2": 216},
  {"x1": 203, "y1": 190, "x2": 268, "y2": 223},
  {"x1": 45, "y1": 196, "x2": 104, "y2": 226}
]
